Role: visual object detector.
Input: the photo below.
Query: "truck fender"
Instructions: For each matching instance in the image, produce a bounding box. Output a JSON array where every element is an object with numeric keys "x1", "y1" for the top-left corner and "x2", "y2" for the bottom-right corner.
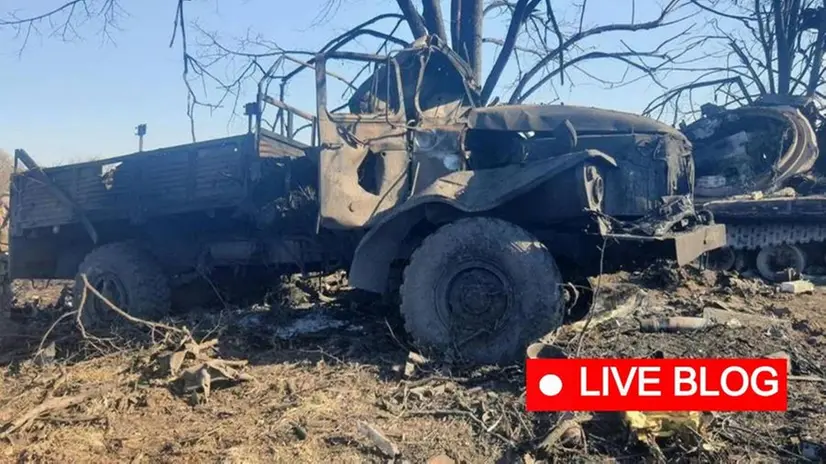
[{"x1": 349, "y1": 149, "x2": 617, "y2": 293}]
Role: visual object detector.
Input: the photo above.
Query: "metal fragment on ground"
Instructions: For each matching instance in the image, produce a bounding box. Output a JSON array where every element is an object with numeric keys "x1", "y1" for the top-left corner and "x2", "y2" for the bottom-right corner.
[
  {"x1": 702, "y1": 307, "x2": 790, "y2": 328},
  {"x1": 638, "y1": 316, "x2": 709, "y2": 333},
  {"x1": 271, "y1": 311, "x2": 359, "y2": 339},
  {"x1": 779, "y1": 280, "x2": 815, "y2": 294}
]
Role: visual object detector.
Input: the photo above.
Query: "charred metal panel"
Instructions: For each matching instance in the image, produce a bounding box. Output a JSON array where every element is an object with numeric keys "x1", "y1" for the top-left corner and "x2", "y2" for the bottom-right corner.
[
  {"x1": 258, "y1": 130, "x2": 309, "y2": 158},
  {"x1": 315, "y1": 114, "x2": 409, "y2": 230},
  {"x1": 11, "y1": 135, "x2": 256, "y2": 231},
  {"x1": 684, "y1": 105, "x2": 818, "y2": 199},
  {"x1": 348, "y1": 150, "x2": 617, "y2": 292},
  {"x1": 520, "y1": 132, "x2": 694, "y2": 218},
  {"x1": 467, "y1": 105, "x2": 681, "y2": 134}
]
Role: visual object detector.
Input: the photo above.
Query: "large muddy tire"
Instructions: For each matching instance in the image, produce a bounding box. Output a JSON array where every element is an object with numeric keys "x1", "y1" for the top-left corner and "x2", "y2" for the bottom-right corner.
[
  {"x1": 400, "y1": 217, "x2": 564, "y2": 365},
  {"x1": 74, "y1": 242, "x2": 171, "y2": 329},
  {"x1": 755, "y1": 244, "x2": 807, "y2": 282}
]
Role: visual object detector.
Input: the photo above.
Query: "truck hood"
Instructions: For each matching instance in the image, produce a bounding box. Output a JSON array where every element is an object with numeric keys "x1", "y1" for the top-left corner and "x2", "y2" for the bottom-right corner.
[{"x1": 467, "y1": 104, "x2": 680, "y2": 134}]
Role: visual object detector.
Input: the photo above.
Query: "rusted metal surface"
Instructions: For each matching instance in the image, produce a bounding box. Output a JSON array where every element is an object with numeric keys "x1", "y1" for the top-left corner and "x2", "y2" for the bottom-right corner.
[
  {"x1": 347, "y1": 150, "x2": 618, "y2": 292},
  {"x1": 314, "y1": 51, "x2": 410, "y2": 230},
  {"x1": 685, "y1": 103, "x2": 819, "y2": 199},
  {"x1": 467, "y1": 104, "x2": 682, "y2": 134},
  {"x1": 257, "y1": 129, "x2": 309, "y2": 158},
  {"x1": 12, "y1": 149, "x2": 99, "y2": 244},
  {"x1": 10, "y1": 32, "x2": 727, "y2": 291},
  {"x1": 517, "y1": 130, "x2": 694, "y2": 217},
  {"x1": 11, "y1": 136, "x2": 257, "y2": 231}
]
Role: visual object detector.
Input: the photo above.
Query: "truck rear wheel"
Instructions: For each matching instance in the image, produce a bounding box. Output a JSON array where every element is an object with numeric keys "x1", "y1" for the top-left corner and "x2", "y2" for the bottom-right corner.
[
  {"x1": 74, "y1": 242, "x2": 171, "y2": 328},
  {"x1": 400, "y1": 217, "x2": 564, "y2": 365}
]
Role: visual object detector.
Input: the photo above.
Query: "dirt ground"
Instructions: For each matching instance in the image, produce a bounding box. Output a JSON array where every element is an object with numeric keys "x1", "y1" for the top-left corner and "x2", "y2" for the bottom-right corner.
[{"x1": 0, "y1": 267, "x2": 824, "y2": 464}]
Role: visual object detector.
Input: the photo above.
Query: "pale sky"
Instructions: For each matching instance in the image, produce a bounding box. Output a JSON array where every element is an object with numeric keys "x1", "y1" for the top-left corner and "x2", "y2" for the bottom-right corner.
[{"x1": 0, "y1": 0, "x2": 719, "y2": 166}]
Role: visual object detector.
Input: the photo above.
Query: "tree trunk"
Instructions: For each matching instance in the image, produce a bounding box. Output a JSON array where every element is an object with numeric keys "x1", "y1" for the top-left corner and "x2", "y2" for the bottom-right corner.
[
  {"x1": 481, "y1": 0, "x2": 540, "y2": 103},
  {"x1": 450, "y1": 0, "x2": 463, "y2": 53},
  {"x1": 422, "y1": 0, "x2": 447, "y2": 42},
  {"x1": 460, "y1": 0, "x2": 483, "y2": 83},
  {"x1": 775, "y1": 0, "x2": 792, "y2": 94},
  {"x1": 395, "y1": 0, "x2": 428, "y2": 39}
]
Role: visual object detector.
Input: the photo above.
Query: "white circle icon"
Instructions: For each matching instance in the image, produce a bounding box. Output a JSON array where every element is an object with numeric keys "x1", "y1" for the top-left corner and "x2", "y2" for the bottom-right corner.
[{"x1": 539, "y1": 374, "x2": 563, "y2": 396}]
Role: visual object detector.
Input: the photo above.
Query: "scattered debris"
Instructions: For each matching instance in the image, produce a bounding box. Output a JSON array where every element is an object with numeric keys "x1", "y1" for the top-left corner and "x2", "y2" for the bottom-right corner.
[
  {"x1": 1, "y1": 267, "x2": 823, "y2": 462},
  {"x1": 638, "y1": 316, "x2": 709, "y2": 333},
  {"x1": 272, "y1": 311, "x2": 357, "y2": 339},
  {"x1": 537, "y1": 413, "x2": 592, "y2": 453},
  {"x1": 702, "y1": 307, "x2": 790, "y2": 328},
  {"x1": 780, "y1": 280, "x2": 815, "y2": 294},
  {"x1": 356, "y1": 421, "x2": 399, "y2": 458},
  {"x1": 624, "y1": 411, "x2": 704, "y2": 460},
  {"x1": 766, "y1": 351, "x2": 792, "y2": 372},
  {"x1": 624, "y1": 411, "x2": 701, "y2": 439},
  {"x1": 526, "y1": 343, "x2": 567, "y2": 359},
  {"x1": 403, "y1": 351, "x2": 429, "y2": 378},
  {"x1": 0, "y1": 384, "x2": 115, "y2": 438},
  {"x1": 567, "y1": 288, "x2": 648, "y2": 332}
]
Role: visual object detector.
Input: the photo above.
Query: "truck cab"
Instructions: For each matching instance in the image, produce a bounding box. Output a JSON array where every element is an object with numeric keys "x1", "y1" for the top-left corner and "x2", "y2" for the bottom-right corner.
[{"x1": 309, "y1": 36, "x2": 725, "y2": 363}]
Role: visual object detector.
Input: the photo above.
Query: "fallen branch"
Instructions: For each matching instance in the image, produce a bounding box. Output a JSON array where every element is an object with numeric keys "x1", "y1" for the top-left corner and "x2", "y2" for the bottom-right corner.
[
  {"x1": 357, "y1": 421, "x2": 399, "y2": 458},
  {"x1": 537, "y1": 413, "x2": 593, "y2": 453},
  {"x1": 0, "y1": 384, "x2": 114, "y2": 437},
  {"x1": 80, "y1": 274, "x2": 190, "y2": 336}
]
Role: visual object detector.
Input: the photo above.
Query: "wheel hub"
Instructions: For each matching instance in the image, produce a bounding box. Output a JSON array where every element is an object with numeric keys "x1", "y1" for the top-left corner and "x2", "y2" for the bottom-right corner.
[
  {"x1": 438, "y1": 261, "x2": 512, "y2": 338},
  {"x1": 765, "y1": 246, "x2": 800, "y2": 271},
  {"x1": 91, "y1": 273, "x2": 127, "y2": 315}
]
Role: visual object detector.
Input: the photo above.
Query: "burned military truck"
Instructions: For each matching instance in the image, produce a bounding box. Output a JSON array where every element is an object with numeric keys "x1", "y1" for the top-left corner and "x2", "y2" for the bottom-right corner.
[{"x1": 9, "y1": 36, "x2": 724, "y2": 364}]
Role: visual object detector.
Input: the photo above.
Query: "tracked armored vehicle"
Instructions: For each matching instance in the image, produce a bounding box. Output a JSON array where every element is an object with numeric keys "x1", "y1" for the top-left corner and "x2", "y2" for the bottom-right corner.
[{"x1": 687, "y1": 96, "x2": 826, "y2": 280}]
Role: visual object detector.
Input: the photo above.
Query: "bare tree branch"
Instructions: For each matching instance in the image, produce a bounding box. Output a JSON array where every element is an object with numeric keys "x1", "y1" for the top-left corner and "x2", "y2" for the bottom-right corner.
[
  {"x1": 481, "y1": 0, "x2": 541, "y2": 103},
  {"x1": 508, "y1": 0, "x2": 684, "y2": 104}
]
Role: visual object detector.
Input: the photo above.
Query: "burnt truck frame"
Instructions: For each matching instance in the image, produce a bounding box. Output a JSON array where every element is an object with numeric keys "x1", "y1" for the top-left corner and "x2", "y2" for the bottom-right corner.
[{"x1": 9, "y1": 35, "x2": 725, "y2": 364}]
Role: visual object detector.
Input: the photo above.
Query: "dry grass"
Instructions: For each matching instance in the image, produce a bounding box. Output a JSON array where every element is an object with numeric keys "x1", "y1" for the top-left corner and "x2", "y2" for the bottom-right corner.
[{"x1": 0, "y1": 269, "x2": 824, "y2": 463}]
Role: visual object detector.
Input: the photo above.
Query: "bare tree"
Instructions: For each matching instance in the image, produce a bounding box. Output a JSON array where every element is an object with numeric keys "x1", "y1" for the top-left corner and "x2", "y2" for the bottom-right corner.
[
  {"x1": 0, "y1": 0, "x2": 123, "y2": 51},
  {"x1": 3, "y1": 0, "x2": 696, "y2": 137},
  {"x1": 179, "y1": 0, "x2": 695, "y2": 113},
  {"x1": 646, "y1": 0, "x2": 826, "y2": 122}
]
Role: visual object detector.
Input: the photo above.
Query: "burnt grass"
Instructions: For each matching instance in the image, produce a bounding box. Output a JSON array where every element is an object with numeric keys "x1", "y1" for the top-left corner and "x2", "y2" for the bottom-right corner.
[{"x1": 0, "y1": 268, "x2": 824, "y2": 463}]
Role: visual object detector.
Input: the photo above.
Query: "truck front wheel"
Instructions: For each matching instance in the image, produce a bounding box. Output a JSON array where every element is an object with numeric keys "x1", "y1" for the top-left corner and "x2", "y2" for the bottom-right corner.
[
  {"x1": 74, "y1": 242, "x2": 171, "y2": 328},
  {"x1": 400, "y1": 217, "x2": 564, "y2": 365}
]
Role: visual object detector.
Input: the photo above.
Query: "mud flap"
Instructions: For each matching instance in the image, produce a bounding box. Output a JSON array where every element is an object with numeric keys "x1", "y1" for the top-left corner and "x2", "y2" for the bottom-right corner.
[{"x1": 349, "y1": 149, "x2": 617, "y2": 293}]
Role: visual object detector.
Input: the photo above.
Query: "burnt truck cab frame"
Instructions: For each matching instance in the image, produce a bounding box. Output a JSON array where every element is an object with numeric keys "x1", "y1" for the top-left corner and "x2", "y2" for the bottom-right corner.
[
  {"x1": 303, "y1": 36, "x2": 726, "y2": 297},
  {"x1": 7, "y1": 34, "x2": 725, "y2": 366}
]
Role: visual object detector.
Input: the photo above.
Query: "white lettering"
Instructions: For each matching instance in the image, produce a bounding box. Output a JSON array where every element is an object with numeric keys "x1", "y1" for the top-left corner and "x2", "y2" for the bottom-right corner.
[
  {"x1": 700, "y1": 367, "x2": 720, "y2": 396},
  {"x1": 581, "y1": 366, "x2": 600, "y2": 396},
  {"x1": 674, "y1": 367, "x2": 697, "y2": 396},
  {"x1": 638, "y1": 367, "x2": 661, "y2": 396},
  {"x1": 611, "y1": 366, "x2": 636, "y2": 396},
  {"x1": 751, "y1": 366, "x2": 779, "y2": 397},
  {"x1": 721, "y1": 366, "x2": 749, "y2": 396}
]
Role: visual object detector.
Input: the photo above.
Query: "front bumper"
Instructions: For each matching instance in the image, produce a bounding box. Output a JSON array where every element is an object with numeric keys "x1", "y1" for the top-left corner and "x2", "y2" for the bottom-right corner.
[{"x1": 604, "y1": 223, "x2": 727, "y2": 266}]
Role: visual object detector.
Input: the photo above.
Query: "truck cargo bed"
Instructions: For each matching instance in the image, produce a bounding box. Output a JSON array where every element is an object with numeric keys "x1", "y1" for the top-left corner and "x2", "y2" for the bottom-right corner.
[{"x1": 11, "y1": 131, "x2": 308, "y2": 233}]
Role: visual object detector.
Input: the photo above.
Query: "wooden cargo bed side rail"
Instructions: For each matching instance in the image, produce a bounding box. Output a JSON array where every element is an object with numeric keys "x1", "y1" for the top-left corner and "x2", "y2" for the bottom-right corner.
[{"x1": 13, "y1": 149, "x2": 99, "y2": 244}]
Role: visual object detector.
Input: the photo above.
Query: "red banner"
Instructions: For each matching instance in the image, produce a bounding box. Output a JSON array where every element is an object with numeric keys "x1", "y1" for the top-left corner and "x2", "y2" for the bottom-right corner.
[{"x1": 525, "y1": 358, "x2": 787, "y2": 412}]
